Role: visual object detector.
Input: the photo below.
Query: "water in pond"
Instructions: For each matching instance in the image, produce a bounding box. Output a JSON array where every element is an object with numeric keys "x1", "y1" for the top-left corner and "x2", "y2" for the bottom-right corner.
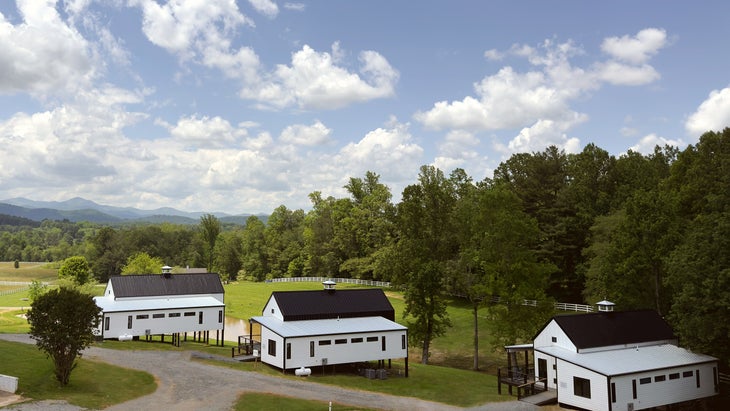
[{"x1": 223, "y1": 317, "x2": 249, "y2": 341}]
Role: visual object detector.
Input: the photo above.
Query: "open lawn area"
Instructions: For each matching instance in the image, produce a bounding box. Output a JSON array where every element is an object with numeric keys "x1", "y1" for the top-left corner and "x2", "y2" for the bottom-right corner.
[
  {"x1": 0, "y1": 270, "x2": 521, "y2": 407},
  {"x1": 0, "y1": 262, "x2": 57, "y2": 282},
  {"x1": 0, "y1": 339, "x2": 156, "y2": 409}
]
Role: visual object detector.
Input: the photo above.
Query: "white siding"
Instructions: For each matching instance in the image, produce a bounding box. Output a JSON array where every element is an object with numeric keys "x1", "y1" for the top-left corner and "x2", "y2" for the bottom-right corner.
[
  {"x1": 259, "y1": 327, "x2": 285, "y2": 369},
  {"x1": 99, "y1": 306, "x2": 224, "y2": 339},
  {"x1": 556, "y1": 359, "x2": 609, "y2": 411},
  {"x1": 258, "y1": 327, "x2": 407, "y2": 370},
  {"x1": 262, "y1": 298, "x2": 283, "y2": 320},
  {"x1": 611, "y1": 364, "x2": 718, "y2": 411},
  {"x1": 534, "y1": 320, "x2": 576, "y2": 351},
  {"x1": 535, "y1": 351, "x2": 558, "y2": 390}
]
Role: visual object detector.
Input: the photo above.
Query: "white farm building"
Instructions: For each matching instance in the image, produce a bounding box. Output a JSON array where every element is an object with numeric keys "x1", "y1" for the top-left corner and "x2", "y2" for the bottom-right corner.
[
  {"x1": 532, "y1": 309, "x2": 719, "y2": 410},
  {"x1": 93, "y1": 270, "x2": 225, "y2": 345},
  {"x1": 250, "y1": 282, "x2": 408, "y2": 375}
]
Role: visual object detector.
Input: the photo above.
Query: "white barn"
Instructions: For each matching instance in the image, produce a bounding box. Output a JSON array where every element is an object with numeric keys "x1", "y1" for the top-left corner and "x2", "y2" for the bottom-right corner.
[
  {"x1": 93, "y1": 270, "x2": 225, "y2": 345},
  {"x1": 533, "y1": 309, "x2": 718, "y2": 410},
  {"x1": 250, "y1": 282, "x2": 408, "y2": 375}
]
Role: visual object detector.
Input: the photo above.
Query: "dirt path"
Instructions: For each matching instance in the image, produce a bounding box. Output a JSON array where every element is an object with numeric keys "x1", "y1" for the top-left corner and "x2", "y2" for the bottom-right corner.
[{"x1": 0, "y1": 334, "x2": 540, "y2": 411}]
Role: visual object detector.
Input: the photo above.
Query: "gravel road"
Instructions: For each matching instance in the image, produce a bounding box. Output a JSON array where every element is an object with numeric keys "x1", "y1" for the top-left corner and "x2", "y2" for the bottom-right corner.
[{"x1": 0, "y1": 334, "x2": 540, "y2": 411}]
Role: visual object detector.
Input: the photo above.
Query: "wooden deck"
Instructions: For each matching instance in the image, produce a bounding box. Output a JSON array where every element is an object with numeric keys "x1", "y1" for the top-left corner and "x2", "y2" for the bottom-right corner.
[{"x1": 520, "y1": 389, "x2": 557, "y2": 406}]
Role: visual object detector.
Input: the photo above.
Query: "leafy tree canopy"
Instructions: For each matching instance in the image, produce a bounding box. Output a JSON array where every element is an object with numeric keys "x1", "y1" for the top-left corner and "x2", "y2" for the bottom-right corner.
[
  {"x1": 121, "y1": 252, "x2": 165, "y2": 275},
  {"x1": 58, "y1": 255, "x2": 91, "y2": 285},
  {"x1": 26, "y1": 287, "x2": 101, "y2": 385}
]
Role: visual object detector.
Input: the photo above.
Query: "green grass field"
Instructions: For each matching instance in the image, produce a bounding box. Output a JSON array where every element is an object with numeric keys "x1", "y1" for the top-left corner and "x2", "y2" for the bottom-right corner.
[
  {"x1": 0, "y1": 263, "x2": 517, "y2": 408},
  {"x1": 0, "y1": 339, "x2": 156, "y2": 409}
]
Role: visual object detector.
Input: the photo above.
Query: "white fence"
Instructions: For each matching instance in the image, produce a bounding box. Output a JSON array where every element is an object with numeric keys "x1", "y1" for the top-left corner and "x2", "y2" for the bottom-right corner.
[
  {"x1": 0, "y1": 281, "x2": 31, "y2": 297},
  {"x1": 269, "y1": 277, "x2": 391, "y2": 288},
  {"x1": 268, "y1": 277, "x2": 594, "y2": 313}
]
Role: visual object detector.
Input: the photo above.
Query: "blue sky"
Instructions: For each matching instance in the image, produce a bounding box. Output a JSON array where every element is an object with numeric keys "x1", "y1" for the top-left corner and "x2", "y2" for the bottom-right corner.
[{"x1": 1, "y1": 0, "x2": 729, "y2": 215}]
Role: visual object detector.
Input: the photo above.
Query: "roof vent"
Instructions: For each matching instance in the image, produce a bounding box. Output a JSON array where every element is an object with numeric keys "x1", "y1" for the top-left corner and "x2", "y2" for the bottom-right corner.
[
  {"x1": 323, "y1": 280, "x2": 336, "y2": 293},
  {"x1": 596, "y1": 300, "x2": 615, "y2": 312},
  {"x1": 162, "y1": 265, "x2": 172, "y2": 278}
]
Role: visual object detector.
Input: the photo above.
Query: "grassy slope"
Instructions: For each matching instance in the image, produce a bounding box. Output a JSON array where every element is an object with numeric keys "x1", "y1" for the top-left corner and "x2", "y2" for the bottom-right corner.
[{"x1": 0, "y1": 340, "x2": 156, "y2": 409}]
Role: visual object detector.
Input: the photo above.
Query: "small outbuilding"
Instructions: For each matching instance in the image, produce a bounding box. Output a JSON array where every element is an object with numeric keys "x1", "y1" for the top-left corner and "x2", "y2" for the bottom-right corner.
[
  {"x1": 533, "y1": 309, "x2": 719, "y2": 410},
  {"x1": 93, "y1": 268, "x2": 225, "y2": 345},
  {"x1": 250, "y1": 282, "x2": 408, "y2": 375}
]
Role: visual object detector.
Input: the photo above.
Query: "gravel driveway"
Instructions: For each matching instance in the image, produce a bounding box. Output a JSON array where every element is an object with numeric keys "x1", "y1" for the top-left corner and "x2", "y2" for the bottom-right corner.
[{"x1": 0, "y1": 334, "x2": 539, "y2": 411}]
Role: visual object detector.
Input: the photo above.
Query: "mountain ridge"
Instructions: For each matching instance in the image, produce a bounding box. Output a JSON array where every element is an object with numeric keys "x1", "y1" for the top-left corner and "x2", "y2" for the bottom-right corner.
[{"x1": 0, "y1": 197, "x2": 264, "y2": 225}]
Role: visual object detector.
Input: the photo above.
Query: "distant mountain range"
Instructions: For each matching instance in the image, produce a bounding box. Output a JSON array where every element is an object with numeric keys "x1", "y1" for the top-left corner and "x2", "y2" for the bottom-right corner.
[{"x1": 0, "y1": 197, "x2": 265, "y2": 225}]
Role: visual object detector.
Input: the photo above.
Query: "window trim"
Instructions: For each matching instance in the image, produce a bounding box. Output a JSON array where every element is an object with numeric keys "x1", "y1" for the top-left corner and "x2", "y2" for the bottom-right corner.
[
  {"x1": 268, "y1": 339, "x2": 276, "y2": 357},
  {"x1": 573, "y1": 376, "x2": 591, "y2": 399}
]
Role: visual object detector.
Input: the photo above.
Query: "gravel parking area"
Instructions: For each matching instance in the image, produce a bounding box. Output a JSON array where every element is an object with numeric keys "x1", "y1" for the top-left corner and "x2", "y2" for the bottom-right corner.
[{"x1": 0, "y1": 334, "x2": 540, "y2": 411}]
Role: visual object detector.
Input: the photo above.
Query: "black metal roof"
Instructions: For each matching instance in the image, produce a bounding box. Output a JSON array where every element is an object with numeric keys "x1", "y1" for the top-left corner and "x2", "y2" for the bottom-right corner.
[
  {"x1": 110, "y1": 273, "x2": 224, "y2": 298},
  {"x1": 542, "y1": 309, "x2": 677, "y2": 350},
  {"x1": 268, "y1": 288, "x2": 395, "y2": 321}
]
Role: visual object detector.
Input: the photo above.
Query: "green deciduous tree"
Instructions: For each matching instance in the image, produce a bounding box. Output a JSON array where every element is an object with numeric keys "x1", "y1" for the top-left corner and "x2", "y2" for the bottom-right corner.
[
  {"x1": 199, "y1": 214, "x2": 221, "y2": 272},
  {"x1": 390, "y1": 165, "x2": 456, "y2": 364},
  {"x1": 121, "y1": 252, "x2": 165, "y2": 275},
  {"x1": 241, "y1": 216, "x2": 268, "y2": 281},
  {"x1": 58, "y1": 255, "x2": 91, "y2": 285},
  {"x1": 26, "y1": 287, "x2": 101, "y2": 386}
]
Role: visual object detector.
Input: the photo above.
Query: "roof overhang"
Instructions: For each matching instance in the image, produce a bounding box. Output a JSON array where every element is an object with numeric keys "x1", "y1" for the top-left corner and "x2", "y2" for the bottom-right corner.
[
  {"x1": 251, "y1": 315, "x2": 407, "y2": 339},
  {"x1": 535, "y1": 344, "x2": 717, "y2": 377},
  {"x1": 94, "y1": 295, "x2": 224, "y2": 313}
]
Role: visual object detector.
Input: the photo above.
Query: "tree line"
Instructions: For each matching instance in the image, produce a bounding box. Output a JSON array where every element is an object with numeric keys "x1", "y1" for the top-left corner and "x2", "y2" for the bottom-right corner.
[{"x1": 2, "y1": 128, "x2": 728, "y2": 367}]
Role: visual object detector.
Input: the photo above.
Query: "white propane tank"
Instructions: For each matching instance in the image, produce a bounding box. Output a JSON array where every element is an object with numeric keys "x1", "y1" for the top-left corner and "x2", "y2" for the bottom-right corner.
[
  {"x1": 118, "y1": 334, "x2": 133, "y2": 341},
  {"x1": 295, "y1": 367, "x2": 312, "y2": 377}
]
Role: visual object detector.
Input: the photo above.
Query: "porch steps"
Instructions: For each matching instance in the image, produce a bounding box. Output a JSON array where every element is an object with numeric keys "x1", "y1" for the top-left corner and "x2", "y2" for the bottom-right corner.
[{"x1": 519, "y1": 390, "x2": 557, "y2": 406}]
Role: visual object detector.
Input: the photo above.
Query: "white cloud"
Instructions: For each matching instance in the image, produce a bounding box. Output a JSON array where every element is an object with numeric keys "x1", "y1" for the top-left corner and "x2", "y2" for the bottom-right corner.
[
  {"x1": 433, "y1": 130, "x2": 482, "y2": 172},
  {"x1": 601, "y1": 28, "x2": 667, "y2": 64},
  {"x1": 248, "y1": 0, "x2": 279, "y2": 18},
  {"x1": 135, "y1": 0, "x2": 252, "y2": 58},
  {"x1": 335, "y1": 120, "x2": 423, "y2": 183},
  {"x1": 241, "y1": 44, "x2": 399, "y2": 110},
  {"x1": 0, "y1": 86, "x2": 146, "y2": 191},
  {"x1": 628, "y1": 133, "x2": 685, "y2": 154},
  {"x1": 166, "y1": 115, "x2": 248, "y2": 148},
  {"x1": 279, "y1": 121, "x2": 332, "y2": 146},
  {"x1": 595, "y1": 61, "x2": 660, "y2": 86},
  {"x1": 0, "y1": 0, "x2": 95, "y2": 95},
  {"x1": 284, "y1": 3, "x2": 305, "y2": 12},
  {"x1": 506, "y1": 115, "x2": 584, "y2": 155},
  {"x1": 483, "y1": 49, "x2": 503, "y2": 61},
  {"x1": 685, "y1": 86, "x2": 730, "y2": 137},
  {"x1": 415, "y1": 29, "x2": 667, "y2": 158}
]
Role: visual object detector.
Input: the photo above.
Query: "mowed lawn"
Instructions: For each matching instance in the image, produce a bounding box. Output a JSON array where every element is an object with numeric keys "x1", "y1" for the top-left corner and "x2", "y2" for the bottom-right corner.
[
  {"x1": 0, "y1": 339, "x2": 156, "y2": 409},
  {"x1": 1, "y1": 267, "x2": 516, "y2": 407}
]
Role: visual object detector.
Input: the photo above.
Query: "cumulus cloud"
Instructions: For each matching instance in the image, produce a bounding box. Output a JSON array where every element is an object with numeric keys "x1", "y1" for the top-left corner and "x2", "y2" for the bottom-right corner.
[
  {"x1": 0, "y1": 0, "x2": 95, "y2": 95},
  {"x1": 0, "y1": 85, "x2": 146, "y2": 191},
  {"x1": 248, "y1": 0, "x2": 279, "y2": 18},
  {"x1": 685, "y1": 86, "x2": 730, "y2": 137},
  {"x1": 134, "y1": 0, "x2": 252, "y2": 58},
  {"x1": 241, "y1": 43, "x2": 399, "y2": 110},
  {"x1": 628, "y1": 133, "x2": 685, "y2": 155},
  {"x1": 601, "y1": 28, "x2": 667, "y2": 64},
  {"x1": 279, "y1": 121, "x2": 332, "y2": 146},
  {"x1": 284, "y1": 3, "x2": 306, "y2": 12},
  {"x1": 165, "y1": 115, "x2": 248, "y2": 148},
  {"x1": 415, "y1": 28, "x2": 668, "y2": 157}
]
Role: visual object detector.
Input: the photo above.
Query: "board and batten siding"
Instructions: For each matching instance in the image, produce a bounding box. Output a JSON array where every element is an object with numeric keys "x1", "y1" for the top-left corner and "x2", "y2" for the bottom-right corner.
[{"x1": 259, "y1": 328, "x2": 407, "y2": 370}]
